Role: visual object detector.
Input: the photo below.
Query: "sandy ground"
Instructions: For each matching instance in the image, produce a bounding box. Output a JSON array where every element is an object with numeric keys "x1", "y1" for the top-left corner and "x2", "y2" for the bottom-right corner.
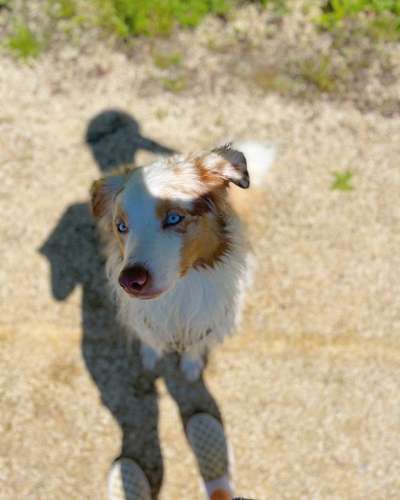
[{"x1": 1, "y1": 3, "x2": 400, "y2": 499}]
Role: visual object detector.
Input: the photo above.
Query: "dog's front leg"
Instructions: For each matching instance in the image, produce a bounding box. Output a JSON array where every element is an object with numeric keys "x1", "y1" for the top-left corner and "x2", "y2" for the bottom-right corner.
[
  {"x1": 180, "y1": 352, "x2": 204, "y2": 382},
  {"x1": 140, "y1": 343, "x2": 162, "y2": 372}
]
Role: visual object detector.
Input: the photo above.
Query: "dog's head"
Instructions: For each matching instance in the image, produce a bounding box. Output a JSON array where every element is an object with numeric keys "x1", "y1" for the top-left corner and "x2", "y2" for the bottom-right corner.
[{"x1": 90, "y1": 145, "x2": 249, "y2": 300}]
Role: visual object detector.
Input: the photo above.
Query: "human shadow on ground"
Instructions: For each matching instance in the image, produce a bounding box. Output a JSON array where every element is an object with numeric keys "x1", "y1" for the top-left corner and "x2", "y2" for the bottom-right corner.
[{"x1": 40, "y1": 109, "x2": 224, "y2": 498}]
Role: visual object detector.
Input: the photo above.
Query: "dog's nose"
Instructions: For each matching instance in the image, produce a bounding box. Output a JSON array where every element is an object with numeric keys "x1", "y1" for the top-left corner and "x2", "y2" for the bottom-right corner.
[{"x1": 119, "y1": 265, "x2": 149, "y2": 292}]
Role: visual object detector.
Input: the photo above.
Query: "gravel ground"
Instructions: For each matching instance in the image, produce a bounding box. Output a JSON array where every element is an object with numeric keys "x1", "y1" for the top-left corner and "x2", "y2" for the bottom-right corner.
[{"x1": 1, "y1": 2, "x2": 400, "y2": 499}]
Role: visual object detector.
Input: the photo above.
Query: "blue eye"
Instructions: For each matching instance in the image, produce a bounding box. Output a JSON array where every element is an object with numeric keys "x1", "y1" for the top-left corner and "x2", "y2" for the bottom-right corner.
[
  {"x1": 165, "y1": 212, "x2": 184, "y2": 226},
  {"x1": 116, "y1": 221, "x2": 128, "y2": 233}
]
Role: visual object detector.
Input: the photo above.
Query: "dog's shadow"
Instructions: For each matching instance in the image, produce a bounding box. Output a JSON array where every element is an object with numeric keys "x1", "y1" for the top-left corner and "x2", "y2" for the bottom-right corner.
[{"x1": 39, "y1": 110, "x2": 223, "y2": 498}]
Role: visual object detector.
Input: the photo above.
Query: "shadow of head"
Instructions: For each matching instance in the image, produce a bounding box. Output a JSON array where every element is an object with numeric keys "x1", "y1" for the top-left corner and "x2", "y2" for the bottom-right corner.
[{"x1": 85, "y1": 109, "x2": 176, "y2": 173}]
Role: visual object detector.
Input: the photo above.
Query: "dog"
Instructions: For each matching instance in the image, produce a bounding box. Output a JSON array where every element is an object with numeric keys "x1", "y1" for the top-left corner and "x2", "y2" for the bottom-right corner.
[{"x1": 90, "y1": 141, "x2": 275, "y2": 380}]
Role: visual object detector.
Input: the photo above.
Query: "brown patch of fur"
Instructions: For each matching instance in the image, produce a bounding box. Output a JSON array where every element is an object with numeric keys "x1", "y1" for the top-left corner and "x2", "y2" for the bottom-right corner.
[
  {"x1": 112, "y1": 206, "x2": 128, "y2": 257},
  {"x1": 182, "y1": 187, "x2": 233, "y2": 274},
  {"x1": 194, "y1": 157, "x2": 229, "y2": 190},
  {"x1": 155, "y1": 187, "x2": 232, "y2": 275},
  {"x1": 155, "y1": 199, "x2": 175, "y2": 222},
  {"x1": 180, "y1": 209, "x2": 231, "y2": 275},
  {"x1": 91, "y1": 170, "x2": 130, "y2": 220},
  {"x1": 90, "y1": 179, "x2": 108, "y2": 218},
  {"x1": 191, "y1": 196, "x2": 212, "y2": 216}
]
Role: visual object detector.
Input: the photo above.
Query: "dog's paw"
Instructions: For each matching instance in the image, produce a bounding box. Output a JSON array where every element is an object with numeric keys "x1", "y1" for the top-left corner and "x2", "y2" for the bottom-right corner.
[
  {"x1": 140, "y1": 344, "x2": 161, "y2": 372},
  {"x1": 180, "y1": 354, "x2": 204, "y2": 382}
]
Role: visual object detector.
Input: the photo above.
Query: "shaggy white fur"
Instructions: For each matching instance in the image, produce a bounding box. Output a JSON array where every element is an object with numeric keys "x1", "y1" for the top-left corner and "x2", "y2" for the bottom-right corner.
[{"x1": 94, "y1": 141, "x2": 275, "y2": 380}]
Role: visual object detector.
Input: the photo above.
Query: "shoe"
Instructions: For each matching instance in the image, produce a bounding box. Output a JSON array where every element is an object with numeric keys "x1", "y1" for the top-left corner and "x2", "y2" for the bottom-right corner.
[
  {"x1": 186, "y1": 413, "x2": 234, "y2": 500},
  {"x1": 108, "y1": 457, "x2": 152, "y2": 500}
]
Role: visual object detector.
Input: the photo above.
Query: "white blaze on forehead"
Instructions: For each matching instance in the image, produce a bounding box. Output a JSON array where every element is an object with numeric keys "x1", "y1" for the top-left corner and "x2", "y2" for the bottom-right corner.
[
  {"x1": 120, "y1": 169, "x2": 158, "y2": 232},
  {"x1": 117, "y1": 166, "x2": 183, "y2": 291}
]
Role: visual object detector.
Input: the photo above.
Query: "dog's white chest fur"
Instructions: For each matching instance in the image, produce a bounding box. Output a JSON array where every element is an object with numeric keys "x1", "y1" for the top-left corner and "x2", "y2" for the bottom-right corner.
[{"x1": 114, "y1": 249, "x2": 250, "y2": 356}]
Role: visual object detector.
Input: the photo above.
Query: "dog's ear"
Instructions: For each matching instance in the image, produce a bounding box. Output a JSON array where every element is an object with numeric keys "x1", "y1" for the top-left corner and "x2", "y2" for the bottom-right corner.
[
  {"x1": 200, "y1": 144, "x2": 249, "y2": 189},
  {"x1": 90, "y1": 175, "x2": 125, "y2": 219}
]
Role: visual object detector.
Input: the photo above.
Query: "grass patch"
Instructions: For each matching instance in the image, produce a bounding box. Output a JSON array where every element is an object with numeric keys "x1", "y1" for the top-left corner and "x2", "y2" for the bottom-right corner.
[
  {"x1": 47, "y1": 0, "x2": 77, "y2": 19},
  {"x1": 4, "y1": 0, "x2": 398, "y2": 61},
  {"x1": 206, "y1": 36, "x2": 232, "y2": 53},
  {"x1": 96, "y1": 0, "x2": 232, "y2": 37},
  {"x1": 253, "y1": 67, "x2": 297, "y2": 95},
  {"x1": 155, "y1": 108, "x2": 168, "y2": 120},
  {"x1": 331, "y1": 170, "x2": 354, "y2": 191},
  {"x1": 153, "y1": 51, "x2": 182, "y2": 69},
  {"x1": 299, "y1": 56, "x2": 337, "y2": 93},
  {"x1": 254, "y1": 56, "x2": 339, "y2": 98},
  {"x1": 5, "y1": 23, "x2": 42, "y2": 59},
  {"x1": 365, "y1": 10, "x2": 400, "y2": 40},
  {"x1": 319, "y1": 0, "x2": 400, "y2": 40},
  {"x1": 268, "y1": 0, "x2": 288, "y2": 17},
  {"x1": 161, "y1": 75, "x2": 187, "y2": 92}
]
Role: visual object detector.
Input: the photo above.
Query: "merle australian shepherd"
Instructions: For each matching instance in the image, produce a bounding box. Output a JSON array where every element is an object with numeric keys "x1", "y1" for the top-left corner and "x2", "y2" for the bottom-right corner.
[{"x1": 91, "y1": 141, "x2": 274, "y2": 380}]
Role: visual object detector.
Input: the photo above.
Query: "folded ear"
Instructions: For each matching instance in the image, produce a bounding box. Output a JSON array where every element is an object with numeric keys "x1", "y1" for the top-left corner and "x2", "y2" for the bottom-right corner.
[
  {"x1": 203, "y1": 143, "x2": 249, "y2": 189},
  {"x1": 90, "y1": 174, "x2": 125, "y2": 219}
]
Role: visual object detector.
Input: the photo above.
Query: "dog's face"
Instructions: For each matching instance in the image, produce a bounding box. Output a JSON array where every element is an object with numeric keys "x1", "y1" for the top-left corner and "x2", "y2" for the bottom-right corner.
[{"x1": 91, "y1": 146, "x2": 249, "y2": 300}]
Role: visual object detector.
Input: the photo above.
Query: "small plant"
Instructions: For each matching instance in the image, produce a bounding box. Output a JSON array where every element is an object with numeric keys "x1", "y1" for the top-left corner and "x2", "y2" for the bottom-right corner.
[
  {"x1": 47, "y1": 0, "x2": 77, "y2": 19},
  {"x1": 161, "y1": 76, "x2": 187, "y2": 92},
  {"x1": 299, "y1": 56, "x2": 337, "y2": 93},
  {"x1": 269, "y1": 0, "x2": 288, "y2": 17},
  {"x1": 5, "y1": 23, "x2": 42, "y2": 59},
  {"x1": 366, "y1": 11, "x2": 400, "y2": 41},
  {"x1": 153, "y1": 51, "x2": 182, "y2": 69},
  {"x1": 332, "y1": 170, "x2": 354, "y2": 191},
  {"x1": 206, "y1": 36, "x2": 230, "y2": 53},
  {"x1": 155, "y1": 108, "x2": 168, "y2": 120}
]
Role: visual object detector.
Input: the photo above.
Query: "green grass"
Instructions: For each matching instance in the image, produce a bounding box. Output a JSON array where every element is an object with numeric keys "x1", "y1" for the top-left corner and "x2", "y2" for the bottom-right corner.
[
  {"x1": 2, "y1": 0, "x2": 268, "y2": 60},
  {"x1": 161, "y1": 75, "x2": 187, "y2": 92},
  {"x1": 254, "y1": 56, "x2": 339, "y2": 98},
  {"x1": 319, "y1": 0, "x2": 400, "y2": 39},
  {"x1": 5, "y1": 23, "x2": 42, "y2": 59},
  {"x1": 4, "y1": 0, "x2": 399, "y2": 61},
  {"x1": 47, "y1": 0, "x2": 77, "y2": 19},
  {"x1": 331, "y1": 170, "x2": 354, "y2": 191},
  {"x1": 268, "y1": 0, "x2": 288, "y2": 16},
  {"x1": 153, "y1": 51, "x2": 182, "y2": 69},
  {"x1": 96, "y1": 0, "x2": 273, "y2": 38},
  {"x1": 96, "y1": 0, "x2": 232, "y2": 37},
  {"x1": 299, "y1": 56, "x2": 337, "y2": 93}
]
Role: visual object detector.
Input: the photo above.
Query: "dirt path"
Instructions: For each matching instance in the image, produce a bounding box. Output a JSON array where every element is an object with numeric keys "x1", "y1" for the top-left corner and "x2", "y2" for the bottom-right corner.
[{"x1": 1, "y1": 4, "x2": 400, "y2": 499}]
